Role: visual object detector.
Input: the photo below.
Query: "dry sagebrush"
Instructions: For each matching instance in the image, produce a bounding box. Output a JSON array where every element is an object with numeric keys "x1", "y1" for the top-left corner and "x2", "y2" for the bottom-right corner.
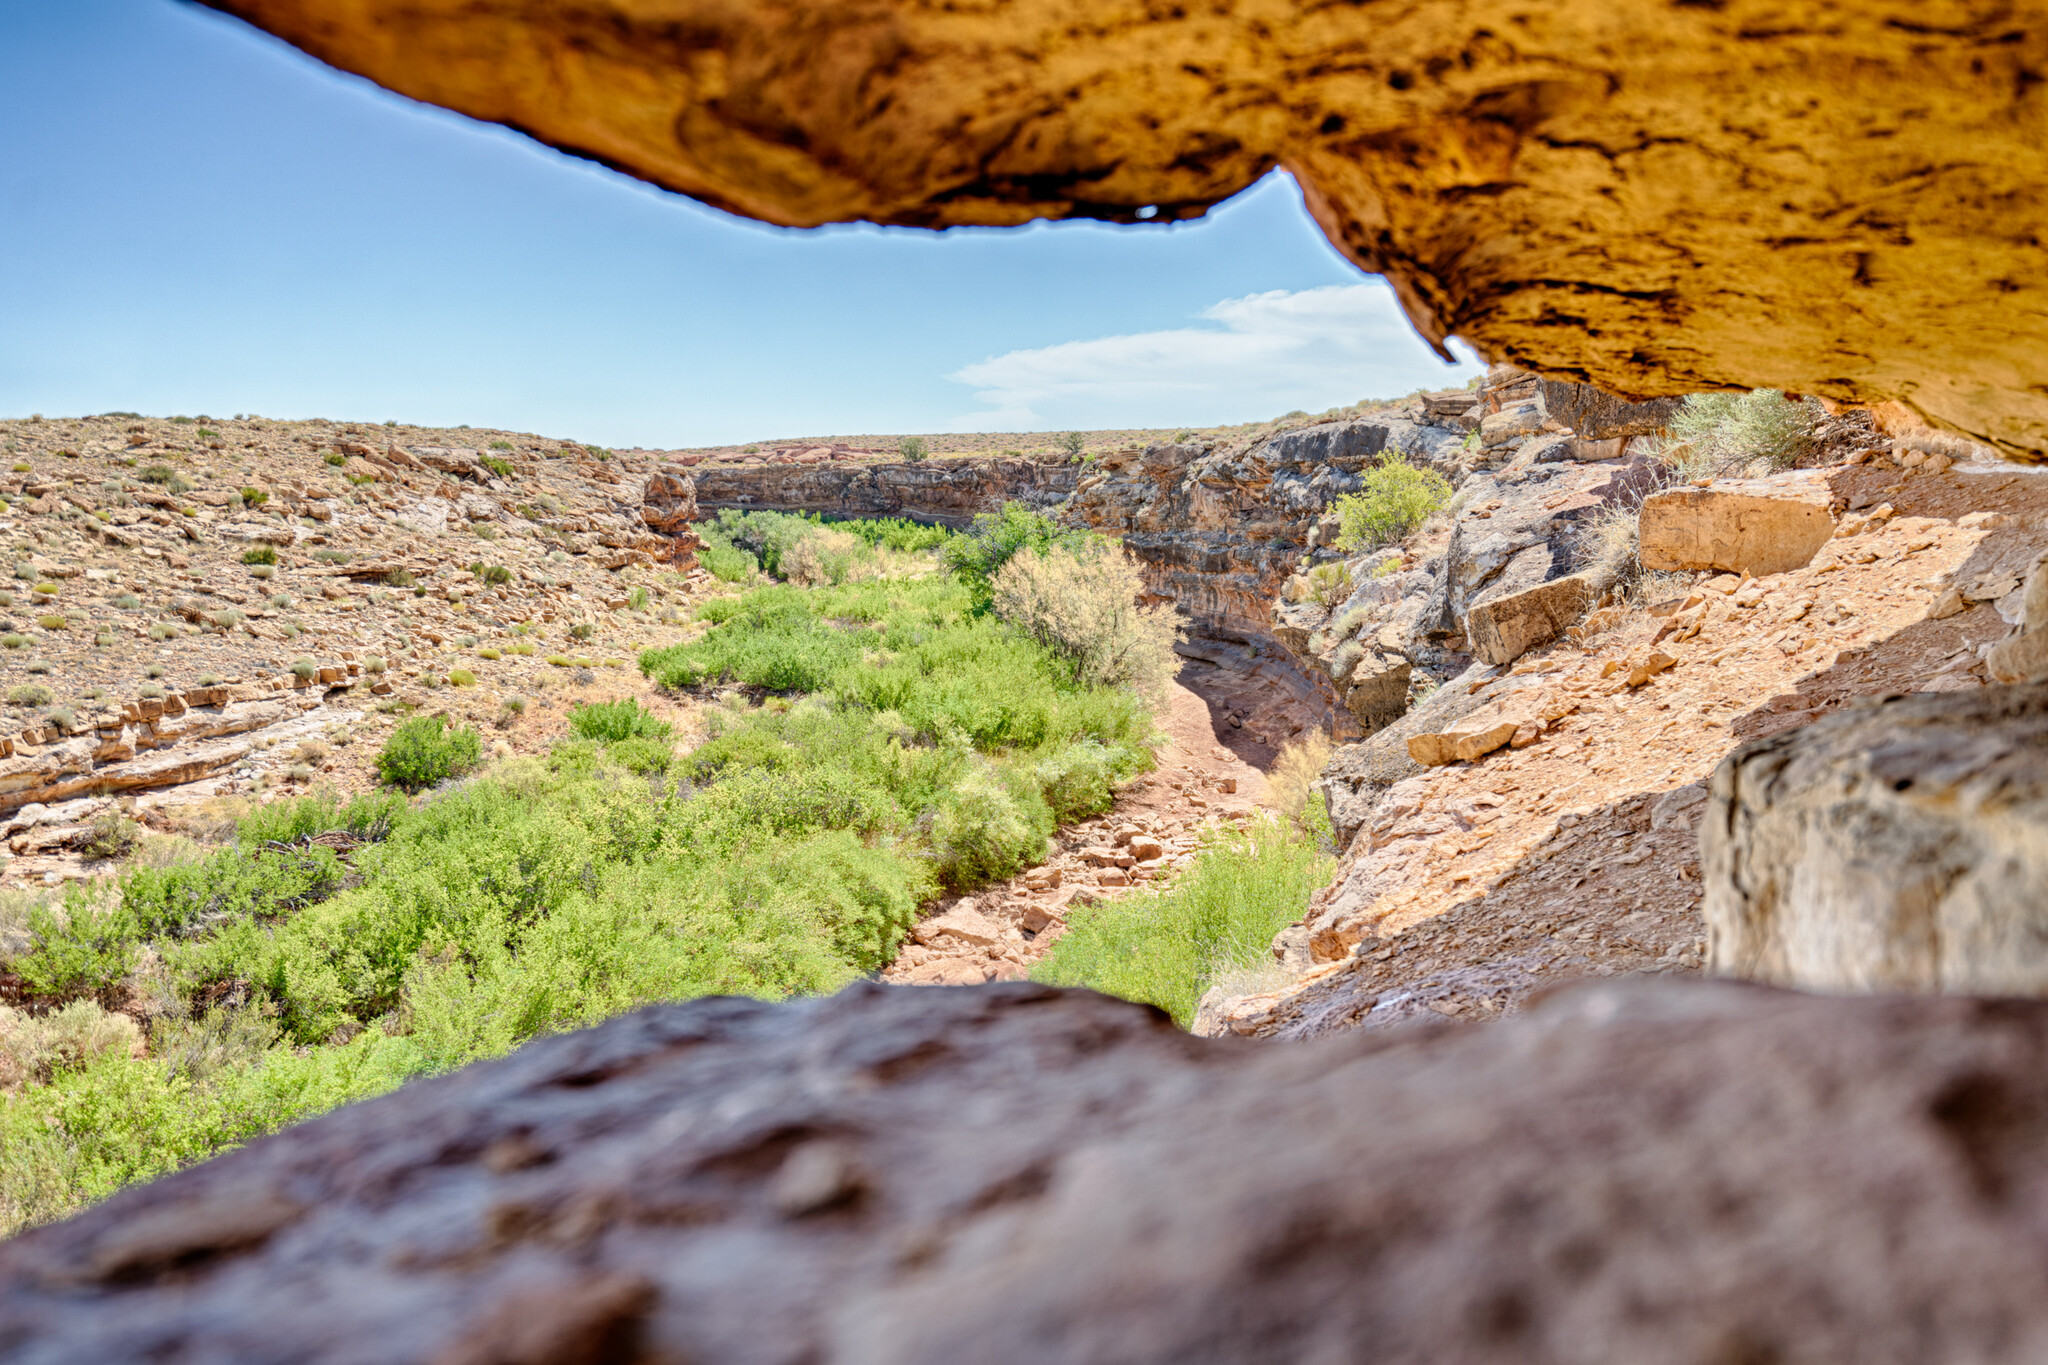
[{"x1": 992, "y1": 545, "x2": 1184, "y2": 703}]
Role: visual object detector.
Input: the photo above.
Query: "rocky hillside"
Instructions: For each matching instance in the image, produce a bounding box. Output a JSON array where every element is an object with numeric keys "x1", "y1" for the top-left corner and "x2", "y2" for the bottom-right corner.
[{"x1": 0, "y1": 413, "x2": 712, "y2": 887}]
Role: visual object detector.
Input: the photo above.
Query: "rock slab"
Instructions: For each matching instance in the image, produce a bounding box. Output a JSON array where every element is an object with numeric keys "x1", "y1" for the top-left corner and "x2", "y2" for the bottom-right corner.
[
  {"x1": 1705, "y1": 684, "x2": 2048, "y2": 994},
  {"x1": 1639, "y1": 474, "x2": 1835, "y2": 576},
  {"x1": 14, "y1": 979, "x2": 2048, "y2": 1362}
]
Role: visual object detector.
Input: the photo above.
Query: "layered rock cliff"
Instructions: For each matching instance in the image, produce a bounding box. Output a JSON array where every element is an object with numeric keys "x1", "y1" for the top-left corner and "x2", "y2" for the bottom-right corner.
[{"x1": 693, "y1": 456, "x2": 1076, "y2": 529}]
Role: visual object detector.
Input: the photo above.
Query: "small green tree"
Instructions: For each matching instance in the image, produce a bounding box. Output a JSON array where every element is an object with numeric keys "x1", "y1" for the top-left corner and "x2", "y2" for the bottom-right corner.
[
  {"x1": 898, "y1": 435, "x2": 929, "y2": 461},
  {"x1": 376, "y1": 716, "x2": 482, "y2": 791},
  {"x1": 1331, "y1": 455, "x2": 1453, "y2": 552},
  {"x1": 1060, "y1": 431, "x2": 1086, "y2": 456}
]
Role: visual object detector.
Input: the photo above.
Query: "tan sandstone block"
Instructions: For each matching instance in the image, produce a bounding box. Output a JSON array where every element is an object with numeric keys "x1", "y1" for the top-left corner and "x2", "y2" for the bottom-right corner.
[
  {"x1": 1464, "y1": 573, "x2": 1598, "y2": 665},
  {"x1": 1639, "y1": 474, "x2": 1834, "y2": 576}
]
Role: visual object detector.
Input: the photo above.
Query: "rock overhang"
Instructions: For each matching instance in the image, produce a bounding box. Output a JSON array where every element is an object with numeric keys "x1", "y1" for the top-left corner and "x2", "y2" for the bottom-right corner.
[{"x1": 204, "y1": 0, "x2": 2048, "y2": 457}]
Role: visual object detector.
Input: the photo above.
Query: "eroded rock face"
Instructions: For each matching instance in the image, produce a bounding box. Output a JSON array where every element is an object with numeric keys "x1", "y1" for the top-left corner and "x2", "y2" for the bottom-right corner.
[
  {"x1": 693, "y1": 456, "x2": 1076, "y2": 529},
  {"x1": 204, "y1": 0, "x2": 2048, "y2": 458},
  {"x1": 1704, "y1": 685, "x2": 2048, "y2": 995},
  {"x1": 12, "y1": 978, "x2": 2048, "y2": 1363}
]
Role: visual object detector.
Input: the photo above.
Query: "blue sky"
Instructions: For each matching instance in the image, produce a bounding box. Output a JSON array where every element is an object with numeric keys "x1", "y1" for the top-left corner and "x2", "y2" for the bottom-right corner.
[{"x1": 0, "y1": 0, "x2": 1482, "y2": 447}]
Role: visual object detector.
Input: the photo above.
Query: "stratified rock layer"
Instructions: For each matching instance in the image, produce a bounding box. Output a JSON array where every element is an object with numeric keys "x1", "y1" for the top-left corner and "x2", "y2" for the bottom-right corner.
[
  {"x1": 204, "y1": 0, "x2": 2048, "y2": 457},
  {"x1": 692, "y1": 456, "x2": 1075, "y2": 529},
  {"x1": 10, "y1": 978, "x2": 2048, "y2": 1363}
]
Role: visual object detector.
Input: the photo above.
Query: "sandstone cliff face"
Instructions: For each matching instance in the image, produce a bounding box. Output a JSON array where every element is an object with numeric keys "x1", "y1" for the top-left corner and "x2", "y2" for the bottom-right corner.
[
  {"x1": 12, "y1": 977, "x2": 2048, "y2": 1364},
  {"x1": 206, "y1": 0, "x2": 2048, "y2": 459},
  {"x1": 692, "y1": 455, "x2": 1075, "y2": 529}
]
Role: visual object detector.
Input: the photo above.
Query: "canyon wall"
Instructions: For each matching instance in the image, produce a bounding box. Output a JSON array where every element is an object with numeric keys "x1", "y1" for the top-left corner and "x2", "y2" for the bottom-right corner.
[{"x1": 692, "y1": 457, "x2": 1076, "y2": 529}]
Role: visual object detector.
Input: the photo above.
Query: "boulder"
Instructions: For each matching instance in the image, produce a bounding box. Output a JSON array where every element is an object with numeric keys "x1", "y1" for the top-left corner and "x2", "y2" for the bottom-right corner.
[
  {"x1": 1704, "y1": 685, "x2": 2048, "y2": 995},
  {"x1": 909, "y1": 903, "x2": 1004, "y2": 948},
  {"x1": 17, "y1": 980, "x2": 2048, "y2": 1362},
  {"x1": 1342, "y1": 649, "x2": 1412, "y2": 731},
  {"x1": 1408, "y1": 703, "x2": 1521, "y2": 766},
  {"x1": 1463, "y1": 571, "x2": 1600, "y2": 666},
  {"x1": 1639, "y1": 473, "x2": 1835, "y2": 576}
]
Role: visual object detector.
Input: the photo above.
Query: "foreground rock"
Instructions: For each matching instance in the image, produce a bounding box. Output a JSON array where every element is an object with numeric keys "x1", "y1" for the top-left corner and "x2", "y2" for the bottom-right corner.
[
  {"x1": 11, "y1": 978, "x2": 2048, "y2": 1362},
  {"x1": 1705, "y1": 684, "x2": 2048, "y2": 994}
]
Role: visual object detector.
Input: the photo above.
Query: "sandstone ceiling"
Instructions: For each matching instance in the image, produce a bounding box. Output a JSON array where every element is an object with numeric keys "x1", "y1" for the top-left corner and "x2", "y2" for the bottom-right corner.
[{"x1": 204, "y1": 0, "x2": 2048, "y2": 459}]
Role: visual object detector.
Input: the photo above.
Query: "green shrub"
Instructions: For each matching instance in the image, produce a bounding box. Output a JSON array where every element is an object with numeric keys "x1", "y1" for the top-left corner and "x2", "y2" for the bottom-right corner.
[
  {"x1": 36, "y1": 615, "x2": 66, "y2": 631},
  {"x1": 1, "y1": 634, "x2": 26, "y2": 650},
  {"x1": 149, "y1": 621, "x2": 178, "y2": 641},
  {"x1": 375, "y1": 716, "x2": 482, "y2": 791},
  {"x1": 323, "y1": 451, "x2": 347, "y2": 467},
  {"x1": 943, "y1": 501, "x2": 1093, "y2": 612},
  {"x1": 139, "y1": 465, "x2": 178, "y2": 485},
  {"x1": 568, "y1": 622, "x2": 595, "y2": 641},
  {"x1": 1331, "y1": 455, "x2": 1453, "y2": 551},
  {"x1": 478, "y1": 647, "x2": 501, "y2": 660},
  {"x1": 363, "y1": 655, "x2": 386, "y2": 674},
  {"x1": 991, "y1": 544, "x2": 1183, "y2": 702},
  {"x1": 31, "y1": 582, "x2": 58, "y2": 596},
  {"x1": 480, "y1": 456, "x2": 514, "y2": 479},
  {"x1": 1060, "y1": 430, "x2": 1086, "y2": 455},
  {"x1": 239, "y1": 487, "x2": 268, "y2": 508},
  {"x1": 241, "y1": 546, "x2": 278, "y2": 566},
  {"x1": 113, "y1": 593, "x2": 141, "y2": 610},
  {"x1": 477, "y1": 565, "x2": 512, "y2": 586},
  {"x1": 1665, "y1": 389, "x2": 1819, "y2": 475},
  {"x1": 898, "y1": 435, "x2": 929, "y2": 461},
  {"x1": 569, "y1": 698, "x2": 672, "y2": 744},
  {"x1": 448, "y1": 669, "x2": 476, "y2": 687},
  {"x1": 1033, "y1": 816, "x2": 1332, "y2": 1026},
  {"x1": 7, "y1": 684, "x2": 51, "y2": 706},
  {"x1": 290, "y1": 657, "x2": 318, "y2": 680}
]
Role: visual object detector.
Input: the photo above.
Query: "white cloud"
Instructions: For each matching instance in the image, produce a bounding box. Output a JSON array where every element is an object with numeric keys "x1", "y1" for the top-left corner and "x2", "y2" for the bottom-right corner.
[{"x1": 944, "y1": 282, "x2": 1482, "y2": 431}]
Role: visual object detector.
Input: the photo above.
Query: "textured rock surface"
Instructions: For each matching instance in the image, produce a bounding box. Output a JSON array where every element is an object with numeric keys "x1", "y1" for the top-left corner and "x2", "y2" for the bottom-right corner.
[
  {"x1": 16, "y1": 977, "x2": 2048, "y2": 1363},
  {"x1": 693, "y1": 456, "x2": 1076, "y2": 529},
  {"x1": 1639, "y1": 473, "x2": 1838, "y2": 577},
  {"x1": 1705, "y1": 685, "x2": 2048, "y2": 995},
  {"x1": 1464, "y1": 571, "x2": 1599, "y2": 666},
  {"x1": 206, "y1": 0, "x2": 2048, "y2": 458}
]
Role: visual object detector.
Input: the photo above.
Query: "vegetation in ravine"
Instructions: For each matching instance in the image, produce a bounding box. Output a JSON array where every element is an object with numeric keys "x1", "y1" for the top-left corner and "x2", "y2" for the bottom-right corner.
[{"x1": 0, "y1": 504, "x2": 1173, "y2": 1236}]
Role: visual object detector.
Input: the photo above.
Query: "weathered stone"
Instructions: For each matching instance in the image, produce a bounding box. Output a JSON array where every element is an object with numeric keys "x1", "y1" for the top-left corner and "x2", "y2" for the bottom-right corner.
[
  {"x1": 1538, "y1": 376, "x2": 1685, "y2": 440},
  {"x1": 1464, "y1": 572, "x2": 1599, "y2": 666},
  {"x1": 16, "y1": 979, "x2": 2048, "y2": 1362},
  {"x1": 1342, "y1": 650, "x2": 1411, "y2": 731},
  {"x1": 910, "y1": 904, "x2": 1004, "y2": 948},
  {"x1": 1704, "y1": 685, "x2": 2048, "y2": 995},
  {"x1": 1408, "y1": 703, "x2": 1520, "y2": 767},
  {"x1": 1639, "y1": 473, "x2": 1835, "y2": 577},
  {"x1": 205, "y1": 1, "x2": 2048, "y2": 458}
]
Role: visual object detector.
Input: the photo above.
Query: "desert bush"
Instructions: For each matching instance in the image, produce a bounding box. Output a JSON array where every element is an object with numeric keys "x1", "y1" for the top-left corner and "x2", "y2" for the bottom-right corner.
[
  {"x1": 149, "y1": 621, "x2": 178, "y2": 641},
  {"x1": 0, "y1": 635, "x2": 24, "y2": 650},
  {"x1": 943, "y1": 501, "x2": 1095, "y2": 612},
  {"x1": 112, "y1": 593, "x2": 141, "y2": 610},
  {"x1": 990, "y1": 545, "x2": 1183, "y2": 702},
  {"x1": 1331, "y1": 455, "x2": 1453, "y2": 551},
  {"x1": 568, "y1": 698, "x2": 671, "y2": 744},
  {"x1": 1265, "y1": 731, "x2": 1333, "y2": 830},
  {"x1": 1033, "y1": 814, "x2": 1332, "y2": 1026},
  {"x1": 1061, "y1": 431, "x2": 1087, "y2": 455},
  {"x1": 1304, "y1": 561, "x2": 1353, "y2": 608},
  {"x1": 7, "y1": 684, "x2": 51, "y2": 707},
  {"x1": 375, "y1": 716, "x2": 481, "y2": 791},
  {"x1": 239, "y1": 487, "x2": 268, "y2": 508},
  {"x1": 1662, "y1": 389, "x2": 1820, "y2": 477},
  {"x1": 783, "y1": 526, "x2": 867, "y2": 586},
  {"x1": 447, "y1": 669, "x2": 477, "y2": 687},
  {"x1": 241, "y1": 546, "x2": 277, "y2": 566},
  {"x1": 568, "y1": 622, "x2": 594, "y2": 642},
  {"x1": 1575, "y1": 503, "x2": 1643, "y2": 585},
  {"x1": 898, "y1": 435, "x2": 929, "y2": 461},
  {"x1": 322, "y1": 451, "x2": 347, "y2": 467}
]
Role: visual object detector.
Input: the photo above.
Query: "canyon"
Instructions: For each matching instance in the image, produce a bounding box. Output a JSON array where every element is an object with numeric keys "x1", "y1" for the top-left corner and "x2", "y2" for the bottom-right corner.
[{"x1": 10, "y1": 1, "x2": 2048, "y2": 1357}]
